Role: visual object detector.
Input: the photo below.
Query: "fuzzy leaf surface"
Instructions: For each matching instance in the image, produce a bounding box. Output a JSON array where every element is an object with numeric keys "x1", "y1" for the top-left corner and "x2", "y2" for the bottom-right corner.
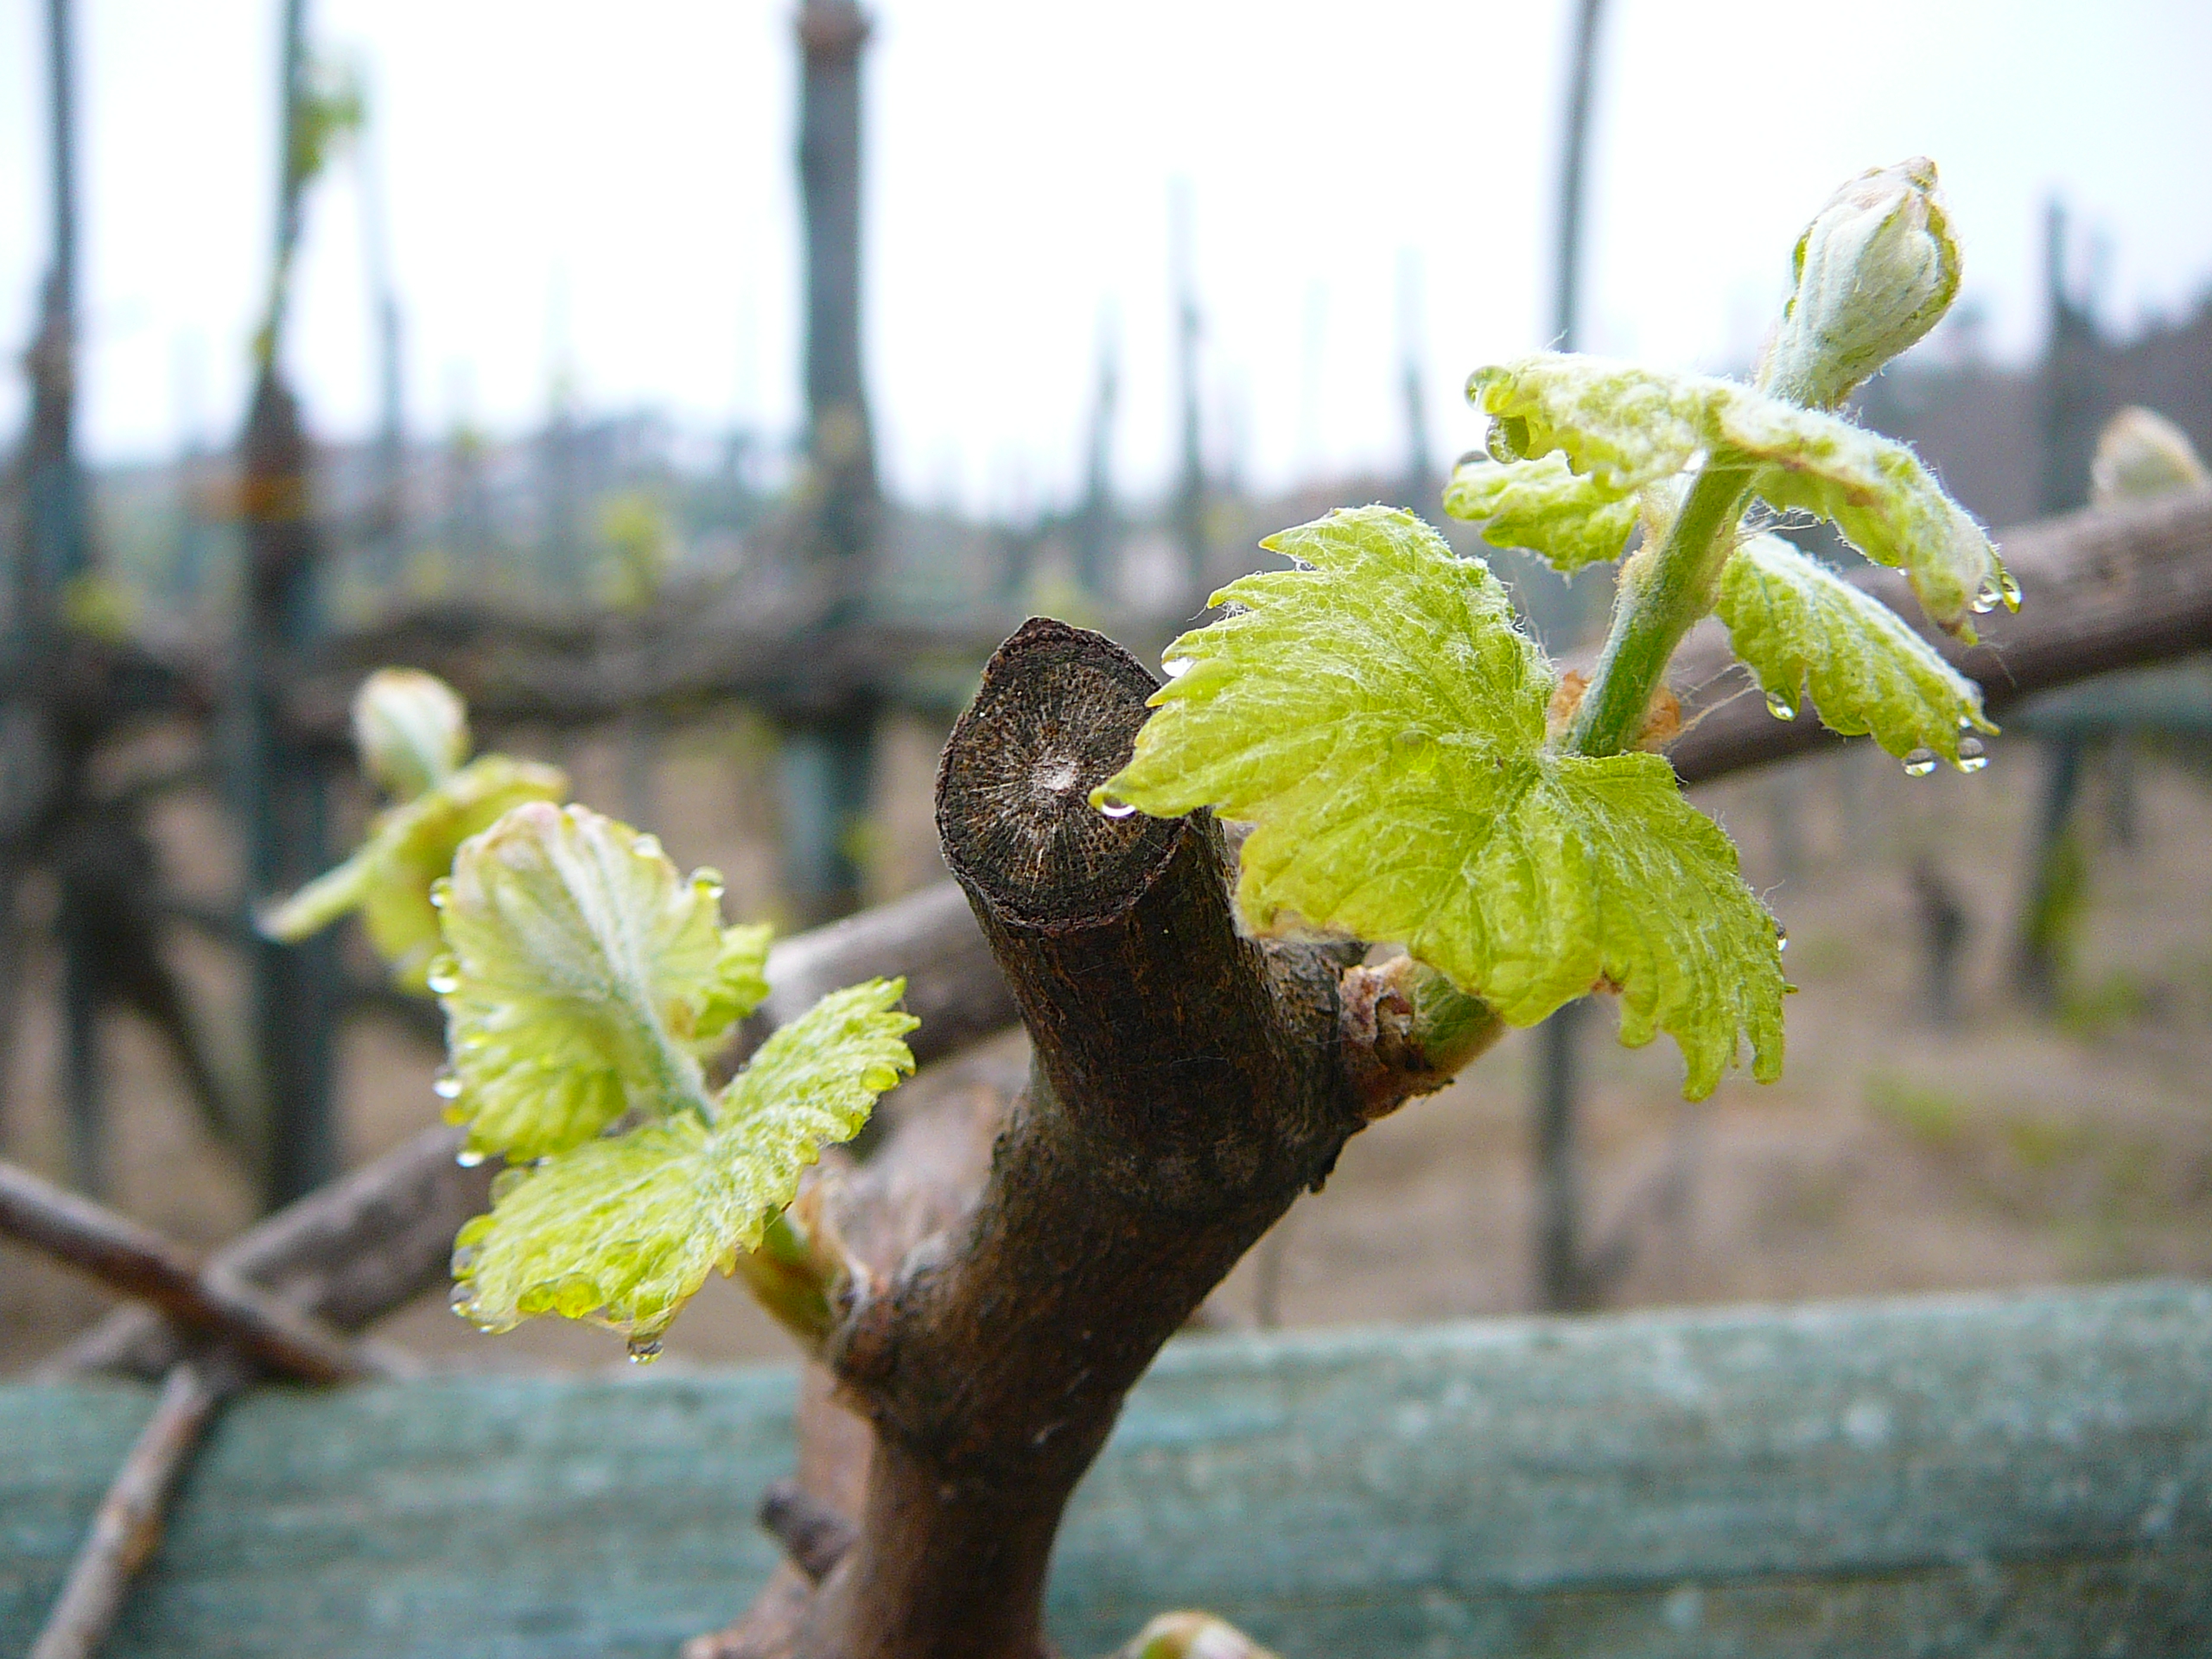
[
  {"x1": 449, "y1": 979, "x2": 915, "y2": 1344},
  {"x1": 1717, "y1": 533, "x2": 1995, "y2": 762},
  {"x1": 1102, "y1": 505, "x2": 1785, "y2": 1097},
  {"x1": 259, "y1": 754, "x2": 567, "y2": 990},
  {"x1": 1443, "y1": 452, "x2": 1640, "y2": 571},
  {"x1": 1468, "y1": 354, "x2": 2005, "y2": 632},
  {"x1": 436, "y1": 802, "x2": 772, "y2": 1162}
]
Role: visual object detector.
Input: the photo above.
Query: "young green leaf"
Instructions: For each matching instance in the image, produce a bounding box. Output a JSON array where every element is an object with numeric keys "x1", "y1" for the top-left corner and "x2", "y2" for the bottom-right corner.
[
  {"x1": 1467, "y1": 355, "x2": 2006, "y2": 633},
  {"x1": 1442, "y1": 452, "x2": 1640, "y2": 572},
  {"x1": 435, "y1": 802, "x2": 773, "y2": 1163},
  {"x1": 448, "y1": 978, "x2": 915, "y2": 1348},
  {"x1": 1716, "y1": 532, "x2": 1995, "y2": 763},
  {"x1": 1100, "y1": 506, "x2": 1784, "y2": 1099},
  {"x1": 258, "y1": 754, "x2": 568, "y2": 991}
]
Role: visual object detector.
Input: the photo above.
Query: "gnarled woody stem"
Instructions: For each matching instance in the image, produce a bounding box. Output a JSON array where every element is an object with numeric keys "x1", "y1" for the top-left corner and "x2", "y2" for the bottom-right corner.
[{"x1": 791, "y1": 620, "x2": 1413, "y2": 1658}]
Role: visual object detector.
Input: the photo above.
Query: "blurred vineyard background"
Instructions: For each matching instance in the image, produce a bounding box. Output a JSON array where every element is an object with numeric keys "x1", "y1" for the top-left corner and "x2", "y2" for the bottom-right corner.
[{"x1": 4, "y1": 0, "x2": 2211, "y2": 1374}]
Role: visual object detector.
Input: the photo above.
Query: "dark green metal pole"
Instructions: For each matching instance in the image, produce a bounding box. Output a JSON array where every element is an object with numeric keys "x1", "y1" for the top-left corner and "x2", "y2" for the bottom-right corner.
[
  {"x1": 242, "y1": 0, "x2": 339, "y2": 1207},
  {"x1": 782, "y1": 0, "x2": 880, "y2": 923},
  {"x1": 1531, "y1": 0, "x2": 1607, "y2": 1313}
]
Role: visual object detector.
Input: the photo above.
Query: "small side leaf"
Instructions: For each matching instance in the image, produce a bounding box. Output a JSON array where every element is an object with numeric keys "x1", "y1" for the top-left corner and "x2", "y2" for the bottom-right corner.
[
  {"x1": 1717, "y1": 533, "x2": 1994, "y2": 762},
  {"x1": 1443, "y1": 452, "x2": 1640, "y2": 571},
  {"x1": 449, "y1": 979, "x2": 915, "y2": 1347},
  {"x1": 437, "y1": 802, "x2": 757, "y2": 1162},
  {"x1": 1102, "y1": 506, "x2": 1784, "y2": 1098},
  {"x1": 258, "y1": 753, "x2": 568, "y2": 991},
  {"x1": 1468, "y1": 354, "x2": 2005, "y2": 633}
]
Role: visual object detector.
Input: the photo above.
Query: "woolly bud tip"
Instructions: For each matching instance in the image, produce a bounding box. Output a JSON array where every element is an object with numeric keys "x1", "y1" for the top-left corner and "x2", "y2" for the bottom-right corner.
[
  {"x1": 2090, "y1": 406, "x2": 2207, "y2": 507},
  {"x1": 353, "y1": 667, "x2": 469, "y2": 802},
  {"x1": 1761, "y1": 157, "x2": 1961, "y2": 410}
]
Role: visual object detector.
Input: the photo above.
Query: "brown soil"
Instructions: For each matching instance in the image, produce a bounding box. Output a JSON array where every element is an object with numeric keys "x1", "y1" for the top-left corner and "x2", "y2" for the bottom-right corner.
[{"x1": 5, "y1": 720, "x2": 2209, "y2": 1376}]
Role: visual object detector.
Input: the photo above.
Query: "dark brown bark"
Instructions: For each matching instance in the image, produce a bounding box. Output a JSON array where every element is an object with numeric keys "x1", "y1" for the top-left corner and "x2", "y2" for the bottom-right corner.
[{"x1": 793, "y1": 620, "x2": 1362, "y2": 1659}]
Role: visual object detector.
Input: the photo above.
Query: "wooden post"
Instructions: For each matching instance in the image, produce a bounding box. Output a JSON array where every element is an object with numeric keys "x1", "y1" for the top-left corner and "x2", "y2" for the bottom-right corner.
[{"x1": 1169, "y1": 184, "x2": 1206, "y2": 597}]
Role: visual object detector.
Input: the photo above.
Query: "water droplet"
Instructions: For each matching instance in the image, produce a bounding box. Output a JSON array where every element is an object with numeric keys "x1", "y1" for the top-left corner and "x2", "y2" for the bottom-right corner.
[
  {"x1": 1774, "y1": 922, "x2": 1789, "y2": 953},
  {"x1": 632, "y1": 834, "x2": 664, "y2": 861},
  {"x1": 1161, "y1": 655, "x2": 1192, "y2": 680},
  {"x1": 432, "y1": 1065, "x2": 463, "y2": 1100},
  {"x1": 1970, "y1": 579, "x2": 1999, "y2": 614},
  {"x1": 450, "y1": 1244, "x2": 480, "y2": 1274},
  {"x1": 1902, "y1": 747, "x2": 1938, "y2": 777},
  {"x1": 626, "y1": 1337, "x2": 664, "y2": 1365},
  {"x1": 1764, "y1": 690, "x2": 1797, "y2": 721},
  {"x1": 690, "y1": 867, "x2": 726, "y2": 903},
  {"x1": 448, "y1": 1283, "x2": 474, "y2": 1313},
  {"x1": 1955, "y1": 735, "x2": 1988, "y2": 773},
  {"x1": 428, "y1": 876, "x2": 451, "y2": 911},
  {"x1": 1999, "y1": 567, "x2": 2022, "y2": 612},
  {"x1": 455, "y1": 1147, "x2": 485, "y2": 1168},
  {"x1": 426, "y1": 954, "x2": 461, "y2": 995},
  {"x1": 1096, "y1": 795, "x2": 1138, "y2": 820}
]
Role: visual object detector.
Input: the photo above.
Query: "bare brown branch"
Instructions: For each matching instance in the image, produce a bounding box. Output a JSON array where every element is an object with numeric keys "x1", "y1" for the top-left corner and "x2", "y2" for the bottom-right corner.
[
  {"x1": 29, "y1": 1353, "x2": 247, "y2": 1659},
  {"x1": 1, "y1": 1160, "x2": 386, "y2": 1384}
]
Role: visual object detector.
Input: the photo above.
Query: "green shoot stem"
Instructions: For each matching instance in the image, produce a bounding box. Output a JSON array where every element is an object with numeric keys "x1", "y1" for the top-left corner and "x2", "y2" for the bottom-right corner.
[{"x1": 1567, "y1": 461, "x2": 1755, "y2": 759}]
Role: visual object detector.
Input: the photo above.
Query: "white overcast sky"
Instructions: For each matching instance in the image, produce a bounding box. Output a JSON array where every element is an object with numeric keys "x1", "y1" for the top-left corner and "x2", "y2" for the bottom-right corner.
[{"x1": 3, "y1": 0, "x2": 2209, "y2": 516}]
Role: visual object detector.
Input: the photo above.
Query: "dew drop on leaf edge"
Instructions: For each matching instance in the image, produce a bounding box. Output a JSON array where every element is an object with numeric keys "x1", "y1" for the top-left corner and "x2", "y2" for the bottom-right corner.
[
  {"x1": 2000, "y1": 568, "x2": 2023, "y2": 611},
  {"x1": 454, "y1": 1147, "x2": 485, "y2": 1168},
  {"x1": 425, "y1": 954, "x2": 461, "y2": 995},
  {"x1": 632, "y1": 834, "x2": 664, "y2": 861},
  {"x1": 1955, "y1": 735, "x2": 1988, "y2": 773},
  {"x1": 1161, "y1": 655, "x2": 1192, "y2": 680},
  {"x1": 1764, "y1": 690, "x2": 1797, "y2": 721},
  {"x1": 428, "y1": 876, "x2": 451, "y2": 910},
  {"x1": 1096, "y1": 795, "x2": 1138, "y2": 820},
  {"x1": 1903, "y1": 747, "x2": 1938, "y2": 777},
  {"x1": 627, "y1": 1337, "x2": 664, "y2": 1365}
]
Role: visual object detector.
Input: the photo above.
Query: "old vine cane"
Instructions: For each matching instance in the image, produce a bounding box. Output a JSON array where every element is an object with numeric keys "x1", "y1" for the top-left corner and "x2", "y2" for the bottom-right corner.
[{"x1": 26, "y1": 156, "x2": 2212, "y2": 1656}]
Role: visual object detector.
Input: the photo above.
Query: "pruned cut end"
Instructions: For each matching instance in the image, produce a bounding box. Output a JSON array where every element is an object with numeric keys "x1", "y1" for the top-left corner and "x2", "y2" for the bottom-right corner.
[{"x1": 937, "y1": 618, "x2": 1188, "y2": 930}]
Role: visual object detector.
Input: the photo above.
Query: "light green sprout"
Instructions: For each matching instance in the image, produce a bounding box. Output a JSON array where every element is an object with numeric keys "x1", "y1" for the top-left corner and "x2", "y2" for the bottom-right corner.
[
  {"x1": 1102, "y1": 508, "x2": 1783, "y2": 1100},
  {"x1": 1101, "y1": 159, "x2": 2012, "y2": 1099},
  {"x1": 259, "y1": 670, "x2": 568, "y2": 992},
  {"x1": 436, "y1": 802, "x2": 914, "y2": 1357}
]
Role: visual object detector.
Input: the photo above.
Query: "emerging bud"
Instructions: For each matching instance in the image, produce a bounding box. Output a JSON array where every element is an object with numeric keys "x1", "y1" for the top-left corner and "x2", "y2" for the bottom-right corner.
[
  {"x1": 1115, "y1": 1611, "x2": 1279, "y2": 1659},
  {"x1": 1760, "y1": 157, "x2": 1961, "y2": 410},
  {"x1": 2090, "y1": 406, "x2": 2207, "y2": 507},
  {"x1": 353, "y1": 668, "x2": 469, "y2": 801}
]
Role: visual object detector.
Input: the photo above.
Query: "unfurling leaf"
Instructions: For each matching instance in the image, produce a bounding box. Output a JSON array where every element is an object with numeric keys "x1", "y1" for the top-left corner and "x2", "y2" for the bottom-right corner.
[
  {"x1": 258, "y1": 754, "x2": 568, "y2": 991},
  {"x1": 435, "y1": 803, "x2": 772, "y2": 1164},
  {"x1": 448, "y1": 978, "x2": 915, "y2": 1347},
  {"x1": 1716, "y1": 533, "x2": 1994, "y2": 764},
  {"x1": 353, "y1": 668, "x2": 469, "y2": 801},
  {"x1": 1466, "y1": 355, "x2": 2005, "y2": 633},
  {"x1": 1100, "y1": 506, "x2": 1785, "y2": 1099},
  {"x1": 1442, "y1": 451, "x2": 1639, "y2": 571}
]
